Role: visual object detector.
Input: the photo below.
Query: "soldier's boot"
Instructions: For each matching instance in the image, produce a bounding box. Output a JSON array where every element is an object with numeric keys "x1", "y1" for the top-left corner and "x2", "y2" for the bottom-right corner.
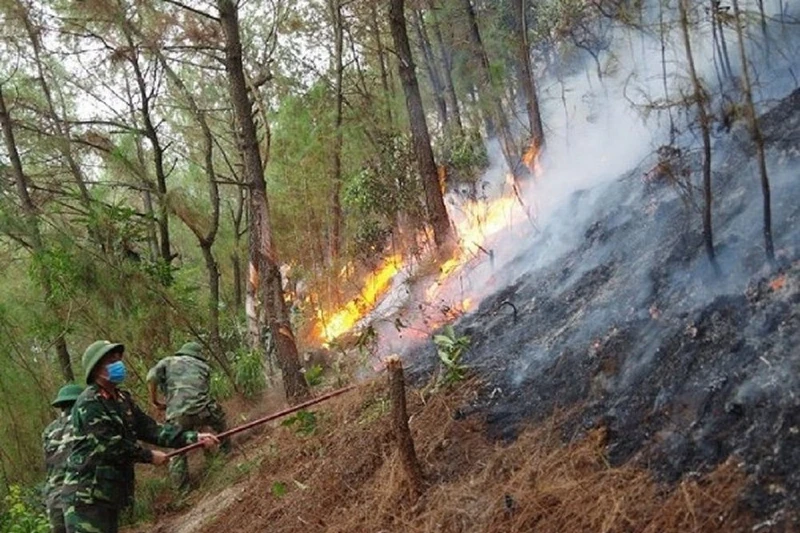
[{"x1": 169, "y1": 455, "x2": 190, "y2": 492}]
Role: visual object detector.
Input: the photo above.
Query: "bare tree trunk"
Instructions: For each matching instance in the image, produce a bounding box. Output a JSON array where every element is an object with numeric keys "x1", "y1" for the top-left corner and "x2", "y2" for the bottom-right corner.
[
  {"x1": 369, "y1": 2, "x2": 393, "y2": 126},
  {"x1": 218, "y1": 0, "x2": 309, "y2": 403},
  {"x1": 126, "y1": 79, "x2": 159, "y2": 262},
  {"x1": 461, "y1": 0, "x2": 526, "y2": 182},
  {"x1": 148, "y1": 39, "x2": 224, "y2": 356},
  {"x1": 0, "y1": 85, "x2": 74, "y2": 382},
  {"x1": 232, "y1": 186, "x2": 246, "y2": 313},
  {"x1": 389, "y1": 0, "x2": 452, "y2": 249},
  {"x1": 329, "y1": 0, "x2": 344, "y2": 264},
  {"x1": 712, "y1": 2, "x2": 735, "y2": 81},
  {"x1": 513, "y1": 0, "x2": 544, "y2": 155},
  {"x1": 661, "y1": 0, "x2": 676, "y2": 142},
  {"x1": 756, "y1": 0, "x2": 769, "y2": 57},
  {"x1": 427, "y1": 0, "x2": 463, "y2": 135},
  {"x1": 679, "y1": 0, "x2": 719, "y2": 272},
  {"x1": 412, "y1": 8, "x2": 448, "y2": 129},
  {"x1": 122, "y1": 27, "x2": 173, "y2": 270},
  {"x1": 732, "y1": 0, "x2": 775, "y2": 265},
  {"x1": 387, "y1": 356, "x2": 424, "y2": 495},
  {"x1": 142, "y1": 188, "x2": 159, "y2": 262},
  {"x1": 20, "y1": 4, "x2": 92, "y2": 209}
]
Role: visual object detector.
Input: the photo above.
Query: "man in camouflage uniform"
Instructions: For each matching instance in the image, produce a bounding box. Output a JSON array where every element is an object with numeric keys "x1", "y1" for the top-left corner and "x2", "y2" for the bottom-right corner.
[
  {"x1": 43, "y1": 383, "x2": 84, "y2": 533},
  {"x1": 146, "y1": 341, "x2": 230, "y2": 491},
  {"x1": 62, "y1": 340, "x2": 218, "y2": 533}
]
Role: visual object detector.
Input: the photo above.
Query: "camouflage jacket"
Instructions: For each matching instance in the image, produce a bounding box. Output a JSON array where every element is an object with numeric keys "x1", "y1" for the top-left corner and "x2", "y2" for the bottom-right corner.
[
  {"x1": 146, "y1": 355, "x2": 213, "y2": 421},
  {"x1": 61, "y1": 384, "x2": 197, "y2": 509},
  {"x1": 42, "y1": 412, "x2": 73, "y2": 508}
]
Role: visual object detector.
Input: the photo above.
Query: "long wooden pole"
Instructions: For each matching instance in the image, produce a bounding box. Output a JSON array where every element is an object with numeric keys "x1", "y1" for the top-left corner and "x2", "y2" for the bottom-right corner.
[{"x1": 167, "y1": 385, "x2": 356, "y2": 458}]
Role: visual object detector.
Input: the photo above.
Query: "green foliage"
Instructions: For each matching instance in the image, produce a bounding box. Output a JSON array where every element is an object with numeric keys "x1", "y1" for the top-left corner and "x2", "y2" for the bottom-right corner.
[
  {"x1": 0, "y1": 485, "x2": 48, "y2": 533},
  {"x1": 433, "y1": 325, "x2": 471, "y2": 386},
  {"x1": 129, "y1": 476, "x2": 174, "y2": 524},
  {"x1": 350, "y1": 219, "x2": 393, "y2": 261},
  {"x1": 441, "y1": 128, "x2": 490, "y2": 186},
  {"x1": 357, "y1": 396, "x2": 389, "y2": 426},
  {"x1": 343, "y1": 133, "x2": 424, "y2": 258},
  {"x1": 302, "y1": 364, "x2": 324, "y2": 387},
  {"x1": 233, "y1": 349, "x2": 266, "y2": 398},
  {"x1": 210, "y1": 369, "x2": 234, "y2": 401},
  {"x1": 281, "y1": 410, "x2": 318, "y2": 437},
  {"x1": 270, "y1": 481, "x2": 287, "y2": 498}
]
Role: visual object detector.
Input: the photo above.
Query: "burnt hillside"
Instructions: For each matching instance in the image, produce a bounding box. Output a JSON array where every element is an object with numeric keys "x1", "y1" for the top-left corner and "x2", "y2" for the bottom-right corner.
[{"x1": 409, "y1": 87, "x2": 800, "y2": 524}]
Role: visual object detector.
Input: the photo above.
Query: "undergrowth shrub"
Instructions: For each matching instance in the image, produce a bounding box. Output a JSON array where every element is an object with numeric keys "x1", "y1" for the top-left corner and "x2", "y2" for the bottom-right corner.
[
  {"x1": 281, "y1": 410, "x2": 317, "y2": 437},
  {"x1": 233, "y1": 348, "x2": 266, "y2": 397},
  {"x1": 0, "y1": 485, "x2": 48, "y2": 533},
  {"x1": 303, "y1": 364, "x2": 324, "y2": 387},
  {"x1": 210, "y1": 370, "x2": 234, "y2": 401},
  {"x1": 433, "y1": 325, "x2": 471, "y2": 386}
]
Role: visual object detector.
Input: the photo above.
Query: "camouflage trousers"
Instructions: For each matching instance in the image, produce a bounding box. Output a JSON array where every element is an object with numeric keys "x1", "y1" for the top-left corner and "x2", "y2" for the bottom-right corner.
[
  {"x1": 169, "y1": 401, "x2": 230, "y2": 491},
  {"x1": 64, "y1": 501, "x2": 119, "y2": 533},
  {"x1": 47, "y1": 502, "x2": 66, "y2": 533}
]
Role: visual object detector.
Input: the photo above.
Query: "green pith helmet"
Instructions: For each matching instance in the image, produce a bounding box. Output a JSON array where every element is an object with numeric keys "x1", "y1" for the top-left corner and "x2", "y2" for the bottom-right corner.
[
  {"x1": 82, "y1": 340, "x2": 124, "y2": 384},
  {"x1": 176, "y1": 341, "x2": 206, "y2": 361},
  {"x1": 52, "y1": 383, "x2": 84, "y2": 407}
]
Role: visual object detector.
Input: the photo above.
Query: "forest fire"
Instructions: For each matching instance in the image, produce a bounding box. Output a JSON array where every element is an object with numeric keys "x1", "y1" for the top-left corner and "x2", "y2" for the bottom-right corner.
[
  {"x1": 314, "y1": 190, "x2": 520, "y2": 344},
  {"x1": 522, "y1": 139, "x2": 543, "y2": 178},
  {"x1": 315, "y1": 255, "x2": 402, "y2": 342}
]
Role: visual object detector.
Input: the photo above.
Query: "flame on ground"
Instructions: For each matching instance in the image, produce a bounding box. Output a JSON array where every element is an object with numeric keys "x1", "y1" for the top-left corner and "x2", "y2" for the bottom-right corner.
[
  {"x1": 314, "y1": 171, "x2": 526, "y2": 343},
  {"x1": 315, "y1": 255, "x2": 402, "y2": 342}
]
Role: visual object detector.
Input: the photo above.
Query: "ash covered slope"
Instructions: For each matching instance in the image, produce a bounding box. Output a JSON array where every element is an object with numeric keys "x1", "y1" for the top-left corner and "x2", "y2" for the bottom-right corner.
[{"x1": 410, "y1": 87, "x2": 800, "y2": 518}]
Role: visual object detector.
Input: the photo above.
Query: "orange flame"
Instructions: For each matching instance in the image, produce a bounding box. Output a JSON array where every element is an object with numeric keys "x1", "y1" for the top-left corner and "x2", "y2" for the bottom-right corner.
[
  {"x1": 425, "y1": 196, "x2": 516, "y2": 307},
  {"x1": 315, "y1": 255, "x2": 402, "y2": 342},
  {"x1": 313, "y1": 162, "x2": 532, "y2": 344},
  {"x1": 522, "y1": 139, "x2": 543, "y2": 178}
]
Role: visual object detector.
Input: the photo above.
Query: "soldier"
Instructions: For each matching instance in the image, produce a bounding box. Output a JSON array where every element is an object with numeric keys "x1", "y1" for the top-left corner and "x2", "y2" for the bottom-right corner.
[
  {"x1": 62, "y1": 340, "x2": 218, "y2": 533},
  {"x1": 43, "y1": 383, "x2": 84, "y2": 533},
  {"x1": 146, "y1": 341, "x2": 231, "y2": 491}
]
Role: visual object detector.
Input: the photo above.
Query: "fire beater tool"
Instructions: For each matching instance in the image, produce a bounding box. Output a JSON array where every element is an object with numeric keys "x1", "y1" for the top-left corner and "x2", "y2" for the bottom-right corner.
[{"x1": 166, "y1": 384, "x2": 357, "y2": 458}]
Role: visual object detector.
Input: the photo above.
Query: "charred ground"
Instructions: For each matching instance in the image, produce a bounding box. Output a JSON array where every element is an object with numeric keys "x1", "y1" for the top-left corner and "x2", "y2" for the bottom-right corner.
[{"x1": 408, "y1": 87, "x2": 800, "y2": 524}]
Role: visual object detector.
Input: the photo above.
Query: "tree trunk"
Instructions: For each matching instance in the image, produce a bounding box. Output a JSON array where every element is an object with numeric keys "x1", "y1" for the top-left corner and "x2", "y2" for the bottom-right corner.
[
  {"x1": 150, "y1": 40, "x2": 224, "y2": 357},
  {"x1": 232, "y1": 184, "x2": 245, "y2": 314},
  {"x1": 232, "y1": 251, "x2": 243, "y2": 311},
  {"x1": 712, "y1": 2, "x2": 735, "y2": 81},
  {"x1": 329, "y1": 0, "x2": 344, "y2": 264},
  {"x1": 513, "y1": 0, "x2": 544, "y2": 155},
  {"x1": 679, "y1": 0, "x2": 718, "y2": 273},
  {"x1": 732, "y1": 0, "x2": 775, "y2": 265},
  {"x1": 20, "y1": 4, "x2": 92, "y2": 209},
  {"x1": 387, "y1": 356, "x2": 424, "y2": 495},
  {"x1": 427, "y1": 0, "x2": 463, "y2": 134},
  {"x1": 369, "y1": 2, "x2": 393, "y2": 126},
  {"x1": 460, "y1": 0, "x2": 525, "y2": 182},
  {"x1": 389, "y1": 0, "x2": 452, "y2": 249},
  {"x1": 661, "y1": 1, "x2": 675, "y2": 142},
  {"x1": 218, "y1": 0, "x2": 309, "y2": 403},
  {"x1": 0, "y1": 85, "x2": 74, "y2": 382},
  {"x1": 123, "y1": 27, "x2": 173, "y2": 270},
  {"x1": 412, "y1": 8, "x2": 448, "y2": 130}
]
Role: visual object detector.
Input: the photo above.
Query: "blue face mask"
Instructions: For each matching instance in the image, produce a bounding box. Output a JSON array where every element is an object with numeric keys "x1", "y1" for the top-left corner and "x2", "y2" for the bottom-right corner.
[{"x1": 106, "y1": 361, "x2": 127, "y2": 384}]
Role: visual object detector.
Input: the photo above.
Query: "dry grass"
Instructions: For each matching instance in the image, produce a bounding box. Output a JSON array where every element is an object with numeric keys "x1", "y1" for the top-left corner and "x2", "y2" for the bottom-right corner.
[{"x1": 177, "y1": 378, "x2": 757, "y2": 533}]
